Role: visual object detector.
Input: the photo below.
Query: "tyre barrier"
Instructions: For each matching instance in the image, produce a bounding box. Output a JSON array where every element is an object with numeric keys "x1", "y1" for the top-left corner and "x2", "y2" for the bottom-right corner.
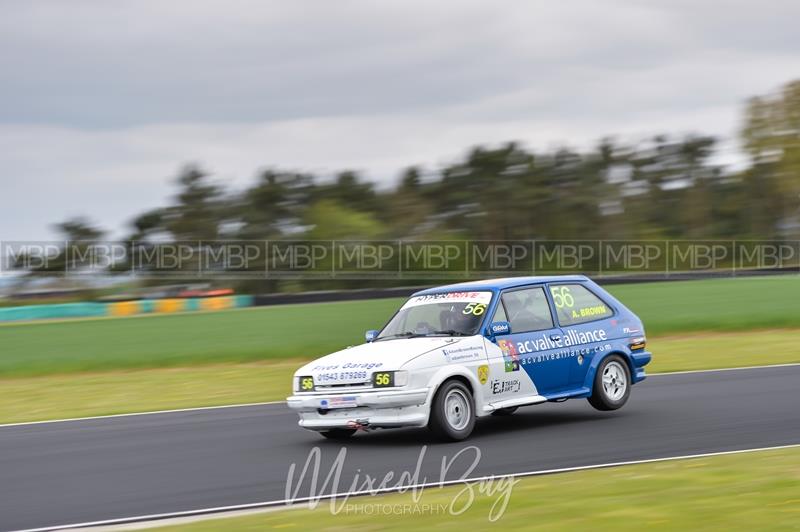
[{"x1": 0, "y1": 295, "x2": 253, "y2": 322}]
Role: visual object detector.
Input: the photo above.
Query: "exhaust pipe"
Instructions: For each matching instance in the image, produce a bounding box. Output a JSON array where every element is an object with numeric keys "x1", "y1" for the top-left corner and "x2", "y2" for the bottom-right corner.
[{"x1": 346, "y1": 419, "x2": 371, "y2": 431}]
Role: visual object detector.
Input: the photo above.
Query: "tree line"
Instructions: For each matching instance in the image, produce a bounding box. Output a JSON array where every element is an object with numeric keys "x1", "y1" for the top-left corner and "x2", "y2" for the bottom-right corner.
[{"x1": 45, "y1": 79, "x2": 800, "y2": 290}]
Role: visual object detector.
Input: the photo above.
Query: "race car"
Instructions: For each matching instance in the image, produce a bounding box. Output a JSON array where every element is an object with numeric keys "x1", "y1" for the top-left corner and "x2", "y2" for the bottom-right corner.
[{"x1": 287, "y1": 275, "x2": 651, "y2": 441}]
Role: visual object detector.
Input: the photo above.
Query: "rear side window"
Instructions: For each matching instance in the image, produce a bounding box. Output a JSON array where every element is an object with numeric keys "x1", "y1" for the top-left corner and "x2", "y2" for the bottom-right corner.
[
  {"x1": 549, "y1": 284, "x2": 613, "y2": 326},
  {"x1": 501, "y1": 287, "x2": 554, "y2": 332}
]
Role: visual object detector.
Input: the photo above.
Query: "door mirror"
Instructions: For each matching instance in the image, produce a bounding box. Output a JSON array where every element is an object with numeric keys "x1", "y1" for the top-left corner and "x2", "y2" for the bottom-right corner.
[
  {"x1": 365, "y1": 329, "x2": 379, "y2": 342},
  {"x1": 487, "y1": 321, "x2": 511, "y2": 337}
]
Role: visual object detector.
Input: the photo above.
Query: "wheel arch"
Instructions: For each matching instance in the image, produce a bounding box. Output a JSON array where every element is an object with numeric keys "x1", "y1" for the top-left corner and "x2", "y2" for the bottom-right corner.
[
  {"x1": 426, "y1": 366, "x2": 482, "y2": 410},
  {"x1": 583, "y1": 349, "x2": 635, "y2": 393}
]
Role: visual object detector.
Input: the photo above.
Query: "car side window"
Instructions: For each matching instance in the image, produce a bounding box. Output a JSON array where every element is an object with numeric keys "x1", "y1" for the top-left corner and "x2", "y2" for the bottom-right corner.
[
  {"x1": 501, "y1": 287, "x2": 554, "y2": 333},
  {"x1": 492, "y1": 300, "x2": 508, "y2": 323},
  {"x1": 550, "y1": 284, "x2": 613, "y2": 326}
]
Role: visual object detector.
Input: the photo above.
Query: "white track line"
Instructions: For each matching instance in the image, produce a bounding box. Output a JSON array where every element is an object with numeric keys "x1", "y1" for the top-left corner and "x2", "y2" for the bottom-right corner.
[
  {"x1": 2, "y1": 362, "x2": 799, "y2": 429},
  {"x1": 14, "y1": 443, "x2": 800, "y2": 532},
  {"x1": 0, "y1": 400, "x2": 284, "y2": 429},
  {"x1": 648, "y1": 361, "x2": 800, "y2": 376}
]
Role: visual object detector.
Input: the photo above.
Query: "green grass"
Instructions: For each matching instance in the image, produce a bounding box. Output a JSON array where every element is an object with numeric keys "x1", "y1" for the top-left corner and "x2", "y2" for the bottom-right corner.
[
  {"x1": 2, "y1": 329, "x2": 798, "y2": 424},
  {"x1": 0, "y1": 361, "x2": 299, "y2": 424},
  {"x1": 0, "y1": 299, "x2": 402, "y2": 376},
  {"x1": 608, "y1": 276, "x2": 800, "y2": 335},
  {"x1": 154, "y1": 446, "x2": 800, "y2": 531},
  {"x1": 647, "y1": 330, "x2": 800, "y2": 372},
  {"x1": 2, "y1": 276, "x2": 800, "y2": 377}
]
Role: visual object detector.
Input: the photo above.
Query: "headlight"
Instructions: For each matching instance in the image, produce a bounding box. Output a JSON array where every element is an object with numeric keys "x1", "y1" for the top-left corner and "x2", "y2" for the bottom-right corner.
[
  {"x1": 394, "y1": 370, "x2": 409, "y2": 387},
  {"x1": 372, "y1": 370, "x2": 408, "y2": 388},
  {"x1": 295, "y1": 375, "x2": 315, "y2": 392}
]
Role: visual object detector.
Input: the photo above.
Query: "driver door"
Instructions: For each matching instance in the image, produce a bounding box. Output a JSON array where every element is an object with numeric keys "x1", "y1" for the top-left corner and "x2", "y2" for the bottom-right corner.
[{"x1": 489, "y1": 286, "x2": 567, "y2": 397}]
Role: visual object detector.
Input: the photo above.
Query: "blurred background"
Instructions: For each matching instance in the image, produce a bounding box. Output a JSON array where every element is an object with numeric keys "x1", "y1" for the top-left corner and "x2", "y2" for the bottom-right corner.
[
  {"x1": 0, "y1": 0, "x2": 797, "y2": 388},
  {"x1": 2, "y1": 1, "x2": 800, "y2": 302},
  {"x1": 1, "y1": 4, "x2": 800, "y2": 530}
]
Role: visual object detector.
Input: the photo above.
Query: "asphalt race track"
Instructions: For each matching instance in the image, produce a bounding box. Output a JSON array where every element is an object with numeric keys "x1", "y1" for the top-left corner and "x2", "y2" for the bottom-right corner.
[{"x1": 2, "y1": 365, "x2": 799, "y2": 531}]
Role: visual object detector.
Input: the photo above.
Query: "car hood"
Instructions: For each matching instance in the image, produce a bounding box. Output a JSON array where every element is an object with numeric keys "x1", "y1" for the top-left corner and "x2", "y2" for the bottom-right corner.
[{"x1": 295, "y1": 337, "x2": 466, "y2": 381}]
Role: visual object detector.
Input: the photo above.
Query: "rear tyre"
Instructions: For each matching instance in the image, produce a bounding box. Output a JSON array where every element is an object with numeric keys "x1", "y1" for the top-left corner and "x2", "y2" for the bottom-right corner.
[
  {"x1": 428, "y1": 380, "x2": 476, "y2": 441},
  {"x1": 588, "y1": 355, "x2": 631, "y2": 411},
  {"x1": 320, "y1": 428, "x2": 357, "y2": 440},
  {"x1": 491, "y1": 406, "x2": 519, "y2": 416}
]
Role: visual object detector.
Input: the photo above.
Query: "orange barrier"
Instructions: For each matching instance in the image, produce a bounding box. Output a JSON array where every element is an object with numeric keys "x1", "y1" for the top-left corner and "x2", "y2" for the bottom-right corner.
[
  {"x1": 199, "y1": 296, "x2": 235, "y2": 311},
  {"x1": 108, "y1": 301, "x2": 141, "y2": 317},
  {"x1": 154, "y1": 298, "x2": 187, "y2": 314}
]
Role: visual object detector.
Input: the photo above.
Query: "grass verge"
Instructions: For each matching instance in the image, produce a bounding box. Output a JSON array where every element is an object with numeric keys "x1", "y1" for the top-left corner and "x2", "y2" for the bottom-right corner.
[
  {"x1": 153, "y1": 446, "x2": 800, "y2": 531},
  {"x1": 0, "y1": 299, "x2": 402, "y2": 376},
  {"x1": 2, "y1": 277, "x2": 800, "y2": 377},
  {"x1": 0, "y1": 361, "x2": 300, "y2": 424},
  {"x1": 2, "y1": 329, "x2": 798, "y2": 424}
]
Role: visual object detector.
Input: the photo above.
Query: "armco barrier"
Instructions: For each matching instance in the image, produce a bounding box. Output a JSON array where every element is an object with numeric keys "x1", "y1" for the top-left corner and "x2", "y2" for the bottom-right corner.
[{"x1": 0, "y1": 295, "x2": 253, "y2": 323}]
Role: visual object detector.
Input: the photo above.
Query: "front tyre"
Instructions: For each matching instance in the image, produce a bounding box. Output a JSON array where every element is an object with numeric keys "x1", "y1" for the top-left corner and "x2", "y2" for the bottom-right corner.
[
  {"x1": 320, "y1": 428, "x2": 357, "y2": 440},
  {"x1": 428, "y1": 380, "x2": 476, "y2": 441},
  {"x1": 588, "y1": 355, "x2": 631, "y2": 411}
]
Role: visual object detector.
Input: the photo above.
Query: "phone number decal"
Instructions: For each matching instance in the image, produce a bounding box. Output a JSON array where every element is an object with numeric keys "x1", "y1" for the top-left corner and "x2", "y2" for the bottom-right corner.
[{"x1": 316, "y1": 370, "x2": 368, "y2": 382}]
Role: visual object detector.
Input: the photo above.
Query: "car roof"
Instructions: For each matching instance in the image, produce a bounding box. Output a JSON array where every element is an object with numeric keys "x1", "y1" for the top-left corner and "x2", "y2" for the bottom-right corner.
[{"x1": 412, "y1": 275, "x2": 591, "y2": 296}]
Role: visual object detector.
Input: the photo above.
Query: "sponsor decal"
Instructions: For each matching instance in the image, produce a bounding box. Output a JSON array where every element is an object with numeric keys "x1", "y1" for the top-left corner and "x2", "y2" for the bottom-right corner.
[
  {"x1": 316, "y1": 371, "x2": 369, "y2": 383},
  {"x1": 313, "y1": 362, "x2": 383, "y2": 383},
  {"x1": 320, "y1": 396, "x2": 358, "y2": 409},
  {"x1": 490, "y1": 378, "x2": 521, "y2": 395},
  {"x1": 402, "y1": 291, "x2": 492, "y2": 309},
  {"x1": 478, "y1": 364, "x2": 489, "y2": 384},
  {"x1": 564, "y1": 328, "x2": 608, "y2": 345},
  {"x1": 513, "y1": 328, "x2": 608, "y2": 355},
  {"x1": 498, "y1": 339, "x2": 519, "y2": 372},
  {"x1": 515, "y1": 343, "x2": 612, "y2": 367},
  {"x1": 312, "y1": 362, "x2": 384, "y2": 371},
  {"x1": 443, "y1": 345, "x2": 484, "y2": 363},
  {"x1": 490, "y1": 322, "x2": 510, "y2": 334}
]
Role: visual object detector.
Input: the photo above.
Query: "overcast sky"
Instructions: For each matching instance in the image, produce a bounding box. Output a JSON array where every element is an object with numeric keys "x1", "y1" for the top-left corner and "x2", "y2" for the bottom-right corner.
[{"x1": 1, "y1": 0, "x2": 799, "y2": 240}]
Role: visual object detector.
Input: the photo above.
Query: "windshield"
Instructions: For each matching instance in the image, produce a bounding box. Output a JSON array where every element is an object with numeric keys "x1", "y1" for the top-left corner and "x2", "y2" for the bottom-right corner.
[{"x1": 377, "y1": 291, "x2": 493, "y2": 340}]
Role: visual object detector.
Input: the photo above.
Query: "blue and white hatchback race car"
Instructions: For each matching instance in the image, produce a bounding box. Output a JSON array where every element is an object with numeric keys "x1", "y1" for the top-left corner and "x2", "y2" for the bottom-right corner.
[{"x1": 287, "y1": 275, "x2": 651, "y2": 441}]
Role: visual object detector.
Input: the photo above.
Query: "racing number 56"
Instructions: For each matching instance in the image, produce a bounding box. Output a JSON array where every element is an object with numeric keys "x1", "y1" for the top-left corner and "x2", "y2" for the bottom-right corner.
[
  {"x1": 373, "y1": 372, "x2": 394, "y2": 387},
  {"x1": 462, "y1": 303, "x2": 487, "y2": 316},
  {"x1": 550, "y1": 286, "x2": 574, "y2": 308}
]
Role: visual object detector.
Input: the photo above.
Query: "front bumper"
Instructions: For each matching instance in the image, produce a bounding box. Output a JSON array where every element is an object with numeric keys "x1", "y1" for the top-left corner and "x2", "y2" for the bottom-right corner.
[{"x1": 286, "y1": 387, "x2": 430, "y2": 431}]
